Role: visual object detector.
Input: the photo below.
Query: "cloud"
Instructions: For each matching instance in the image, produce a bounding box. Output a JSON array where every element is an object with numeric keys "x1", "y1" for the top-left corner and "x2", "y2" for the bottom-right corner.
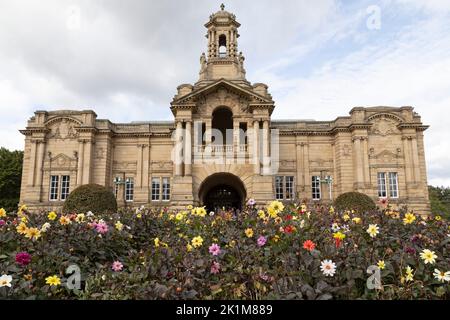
[{"x1": 0, "y1": 1, "x2": 449, "y2": 186}]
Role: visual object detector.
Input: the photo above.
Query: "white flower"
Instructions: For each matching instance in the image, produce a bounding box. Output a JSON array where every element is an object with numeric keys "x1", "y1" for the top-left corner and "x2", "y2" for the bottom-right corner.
[
  {"x1": 331, "y1": 223, "x2": 340, "y2": 232},
  {"x1": 86, "y1": 211, "x2": 94, "y2": 217},
  {"x1": 40, "y1": 222, "x2": 51, "y2": 232},
  {"x1": 433, "y1": 269, "x2": 450, "y2": 283},
  {"x1": 320, "y1": 260, "x2": 337, "y2": 277},
  {"x1": 209, "y1": 211, "x2": 215, "y2": 216},
  {"x1": 101, "y1": 275, "x2": 107, "y2": 281},
  {"x1": 0, "y1": 274, "x2": 12, "y2": 288},
  {"x1": 366, "y1": 224, "x2": 380, "y2": 238},
  {"x1": 299, "y1": 219, "x2": 305, "y2": 229},
  {"x1": 420, "y1": 249, "x2": 438, "y2": 264}
]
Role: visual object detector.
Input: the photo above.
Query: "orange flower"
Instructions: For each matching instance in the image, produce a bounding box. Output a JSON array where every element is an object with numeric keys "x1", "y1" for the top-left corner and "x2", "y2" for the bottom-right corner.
[{"x1": 303, "y1": 240, "x2": 316, "y2": 252}]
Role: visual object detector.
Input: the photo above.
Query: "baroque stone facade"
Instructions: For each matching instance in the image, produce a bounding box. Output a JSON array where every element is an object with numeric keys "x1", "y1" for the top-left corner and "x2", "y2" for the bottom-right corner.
[{"x1": 19, "y1": 6, "x2": 430, "y2": 213}]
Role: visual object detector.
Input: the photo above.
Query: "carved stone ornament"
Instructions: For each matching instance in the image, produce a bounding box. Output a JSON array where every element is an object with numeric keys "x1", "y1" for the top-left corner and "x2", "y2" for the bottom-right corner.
[{"x1": 48, "y1": 119, "x2": 79, "y2": 140}]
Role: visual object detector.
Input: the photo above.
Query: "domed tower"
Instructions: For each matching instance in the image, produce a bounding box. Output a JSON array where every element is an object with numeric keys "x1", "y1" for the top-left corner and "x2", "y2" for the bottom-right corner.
[{"x1": 198, "y1": 4, "x2": 247, "y2": 84}]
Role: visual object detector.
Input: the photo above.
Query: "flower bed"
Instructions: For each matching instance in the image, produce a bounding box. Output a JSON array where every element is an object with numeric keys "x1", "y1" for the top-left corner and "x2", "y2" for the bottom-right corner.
[{"x1": 0, "y1": 203, "x2": 449, "y2": 299}]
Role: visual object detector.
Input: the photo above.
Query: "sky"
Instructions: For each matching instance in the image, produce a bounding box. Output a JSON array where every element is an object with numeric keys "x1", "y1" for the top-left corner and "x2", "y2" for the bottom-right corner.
[{"x1": 0, "y1": 0, "x2": 449, "y2": 186}]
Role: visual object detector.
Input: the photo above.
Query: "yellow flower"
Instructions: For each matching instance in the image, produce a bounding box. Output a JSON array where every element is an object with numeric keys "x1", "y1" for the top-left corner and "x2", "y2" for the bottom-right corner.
[
  {"x1": 269, "y1": 200, "x2": 284, "y2": 214},
  {"x1": 274, "y1": 217, "x2": 282, "y2": 224},
  {"x1": 405, "y1": 266, "x2": 414, "y2": 282},
  {"x1": 18, "y1": 204, "x2": 27, "y2": 216},
  {"x1": 21, "y1": 216, "x2": 28, "y2": 223},
  {"x1": 186, "y1": 244, "x2": 193, "y2": 252},
  {"x1": 115, "y1": 221, "x2": 123, "y2": 231},
  {"x1": 333, "y1": 231, "x2": 346, "y2": 240},
  {"x1": 136, "y1": 213, "x2": 142, "y2": 219},
  {"x1": 366, "y1": 224, "x2": 379, "y2": 238},
  {"x1": 435, "y1": 215, "x2": 442, "y2": 221},
  {"x1": 154, "y1": 238, "x2": 160, "y2": 248},
  {"x1": 25, "y1": 227, "x2": 41, "y2": 241},
  {"x1": 245, "y1": 228, "x2": 254, "y2": 238},
  {"x1": 258, "y1": 210, "x2": 266, "y2": 219},
  {"x1": 228, "y1": 240, "x2": 236, "y2": 248},
  {"x1": 47, "y1": 211, "x2": 57, "y2": 221},
  {"x1": 193, "y1": 207, "x2": 207, "y2": 217},
  {"x1": 420, "y1": 249, "x2": 437, "y2": 264},
  {"x1": 75, "y1": 213, "x2": 85, "y2": 223},
  {"x1": 352, "y1": 217, "x2": 361, "y2": 224},
  {"x1": 59, "y1": 215, "x2": 72, "y2": 226},
  {"x1": 24, "y1": 274, "x2": 32, "y2": 281},
  {"x1": 403, "y1": 212, "x2": 416, "y2": 225},
  {"x1": 16, "y1": 222, "x2": 28, "y2": 235},
  {"x1": 187, "y1": 205, "x2": 193, "y2": 210},
  {"x1": 175, "y1": 212, "x2": 184, "y2": 221},
  {"x1": 377, "y1": 260, "x2": 386, "y2": 270},
  {"x1": 45, "y1": 275, "x2": 61, "y2": 286},
  {"x1": 191, "y1": 236, "x2": 204, "y2": 248},
  {"x1": 0, "y1": 208, "x2": 6, "y2": 217},
  {"x1": 272, "y1": 235, "x2": 280, "y2": 242},
  {"x1": 343, "y1": 214, "x2": 350, "y2": 222},
  {"x1": 329, "y1": 206, "x2": 335, "y2": 214}
]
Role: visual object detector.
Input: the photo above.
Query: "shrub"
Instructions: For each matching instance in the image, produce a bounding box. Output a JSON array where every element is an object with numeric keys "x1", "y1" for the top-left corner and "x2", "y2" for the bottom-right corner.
[
  {"x1": 62, "y1": 184, "x2": 117, "y2": 214},
  {"x1": 334, "y1": 192, "x2": 376, "y2": 213}
]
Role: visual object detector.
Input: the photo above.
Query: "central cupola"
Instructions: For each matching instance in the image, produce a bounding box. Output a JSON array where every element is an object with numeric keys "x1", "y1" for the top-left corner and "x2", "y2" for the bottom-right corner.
[{"x1": 198, "y1": 4, "x2": 247, "y2": 83}]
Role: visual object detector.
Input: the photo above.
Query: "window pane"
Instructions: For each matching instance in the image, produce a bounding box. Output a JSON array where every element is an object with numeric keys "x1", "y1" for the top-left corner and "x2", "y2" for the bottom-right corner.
[
  {"x1": 312, "y1": 176, "x2": 321, "y2": 200},
  {"x1": 125, "y1": 178, "x2": 134, "y2": 202},
  {"x1": 151, "y1": 177, "x2": 160, "y2": 201},
  {"x1": 286, "y1": 176, "x2": 294, "y2": 200},
  {"x1": 49, "y1": 175, "x2": 59, "y2": 201},
  {"x1": 162, "y1": 178, "x2": 170, "y2": 201},
  {"x1": 275, "y1": 176, "x2": 283, "y2": 200},
  {"x1": 389, "y1": 172, "x2": 399, "y2": 198},
  {"x1": 377, "y1": 172, "x2": 387, "y2": 198},
  {"x1": 60, "y1": 175, "x2": 70, "y2": 200}
]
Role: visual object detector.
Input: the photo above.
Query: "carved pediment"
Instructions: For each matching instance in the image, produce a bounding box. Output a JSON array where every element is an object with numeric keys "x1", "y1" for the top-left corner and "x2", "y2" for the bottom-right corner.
[
  {"x1": 46, "y1": 118, "x2": 80, "y2": 141},
  {"x1": 44, "y1": 153, "x2": 77, "y2": 170},
  {"x1": 369, "y1": 115, "x2": 401, "y2": 136},
  {"x1": 369, "y1": 148, "x2": 402, "y2": 162}
]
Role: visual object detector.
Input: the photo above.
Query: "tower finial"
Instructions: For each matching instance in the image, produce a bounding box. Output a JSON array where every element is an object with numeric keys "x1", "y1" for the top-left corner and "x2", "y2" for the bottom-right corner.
[{"x1": 220, "y1": 3, "x2": 225, "y2": 11}]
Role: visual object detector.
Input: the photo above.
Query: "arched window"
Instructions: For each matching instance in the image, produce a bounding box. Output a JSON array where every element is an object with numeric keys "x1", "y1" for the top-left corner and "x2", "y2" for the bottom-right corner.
[
  {"x1": 218, "y1": 34, "x2": 227, "y2": 58},
  {"x1": 212, "y1": 107, "x2": 233, "y2": 145}
]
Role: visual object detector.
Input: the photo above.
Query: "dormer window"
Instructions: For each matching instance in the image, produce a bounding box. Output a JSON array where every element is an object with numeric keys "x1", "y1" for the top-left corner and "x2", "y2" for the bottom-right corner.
[{"x1": 218, "y1": 35, "x2": 227, "y2": 58}]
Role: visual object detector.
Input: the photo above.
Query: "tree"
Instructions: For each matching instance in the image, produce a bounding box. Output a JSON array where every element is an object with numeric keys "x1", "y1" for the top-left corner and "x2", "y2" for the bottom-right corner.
[
  {"x1": 0, "y1": 147, "x2": 23, "y2": 212},
  {"x1": 429, "y1": 185, "x2": 450, "y2": 219}
]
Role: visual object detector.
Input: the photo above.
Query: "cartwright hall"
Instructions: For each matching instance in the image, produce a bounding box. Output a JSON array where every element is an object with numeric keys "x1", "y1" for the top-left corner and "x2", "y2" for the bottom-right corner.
[{"x1": 19, "y1": 5, "x2": 430, "y2": 213}]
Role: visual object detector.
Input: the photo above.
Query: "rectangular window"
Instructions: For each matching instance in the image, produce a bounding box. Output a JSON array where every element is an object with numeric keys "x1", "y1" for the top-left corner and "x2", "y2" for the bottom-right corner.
[
  {"x1": 60, "y1": 175, "x2": 70, "y2": 201},
  {"x1": 377, "y1": 172, "x2": 387, "y2": 198},
  {"x1": 162, "y1": 177, "x2": 171, "y2": 201},
  {"x1": 151, "y1": 177, "x2": 160, "y2": 201},
  {"x1": 285, "y1": 176, "x2": 294, "y2": 200},
  {"x1": 114, "y1": 178, "x2": 119, "y2": 199},
  {"x1": 125, "y1": 178, "x2": 134, "y2": 202},
  {"x1": 388, "y1": 172, "x2": 399, "y2": 198},
  {"x1": 49, "y1": 175, "x2": 59, "y2": 201},
  {"x1": 275, "y1": 176, "x2": 284, "y2": 200},
  {"x1": 312, "y1": 176, "x2": 321, "y2": 200}
]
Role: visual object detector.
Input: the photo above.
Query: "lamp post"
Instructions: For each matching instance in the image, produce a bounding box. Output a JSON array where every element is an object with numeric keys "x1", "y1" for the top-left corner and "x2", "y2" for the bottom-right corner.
[{"x1": 113, "y1": 176, "x2": 131, "y2": 206}]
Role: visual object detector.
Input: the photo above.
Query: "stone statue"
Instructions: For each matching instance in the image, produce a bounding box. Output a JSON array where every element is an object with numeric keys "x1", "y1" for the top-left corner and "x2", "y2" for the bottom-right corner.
[
  {"x1": 199, "y1": 52, "x2": 207, "y2": 79},
  {"x1": 238, "y1": 52, "x2": 246, "y2": 77}
]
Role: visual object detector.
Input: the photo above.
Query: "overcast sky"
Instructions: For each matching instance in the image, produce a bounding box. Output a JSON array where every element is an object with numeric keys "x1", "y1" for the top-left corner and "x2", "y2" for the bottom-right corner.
[{"x1": 0, "y1": 0, "x2": 449, "y2": 186}]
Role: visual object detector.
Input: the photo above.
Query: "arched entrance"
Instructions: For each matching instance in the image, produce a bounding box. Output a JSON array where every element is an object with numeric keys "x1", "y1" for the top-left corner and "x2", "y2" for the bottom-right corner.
[{"x1": 198, "y1": 173, "x2": 246, "y2": 212}]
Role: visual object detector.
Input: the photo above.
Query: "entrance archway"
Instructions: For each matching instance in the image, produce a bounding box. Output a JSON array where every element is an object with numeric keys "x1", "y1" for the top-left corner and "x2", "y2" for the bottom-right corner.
[{"x1": 198, "y1": 173, "x2": 246, "y2": 212}]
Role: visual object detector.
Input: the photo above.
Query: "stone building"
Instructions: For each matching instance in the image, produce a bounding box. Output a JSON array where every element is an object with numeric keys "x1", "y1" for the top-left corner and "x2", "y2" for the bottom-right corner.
[{"x1": 19, "y1": 6, "x2": 430, "y2": 213}]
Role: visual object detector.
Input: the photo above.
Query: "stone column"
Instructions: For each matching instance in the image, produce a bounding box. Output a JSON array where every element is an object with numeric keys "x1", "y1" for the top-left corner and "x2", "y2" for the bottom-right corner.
[
  {"x1": 402, "y1": 136, "x2": 413, "y2": 186},
  {"x1": 262, "y1": 120, "x2": 270, "y2": 175},
  {"x1": 175, "y1": 121, "x2": 183, "y2": 176},
  {"x1": 352, "y1": 136, "x2": 364, "y2": 189},
  {"x1": 411, "y1": 136, "x2": 421, "y2": 183},
  {"x1": 143, "y1": 144, "x2": 150, "y2": 190},
  {"x1": 136, "y1": 144, "x2": 144, "y2": 187},
  {"x1": 253, "y1": 120, "x2": 260, "y2": 175},
  {"x1": 82, "y1": 139, "x2": 94, "y2": 185},
  {"x1": 34, "y1": 140, "x2": 45, "y2": 194},
  {"x1": 362, "y1": 137, "x2": 370, "y2": 188},
  {"x1": 28, "y1": 140, "x2": 37, "y2": 186},
  {"x1": 295, "y1": 142, "x2": 304, "y2": 199},
  {"x1": 77, "y1": 140, "x2": 85, "y2": 186},
  {"x1": 185, "y1": 120, "x2": 192, "y2": 176},
  {"x1": 303, "y1": 142, "x2": 310, "y2": 198}
]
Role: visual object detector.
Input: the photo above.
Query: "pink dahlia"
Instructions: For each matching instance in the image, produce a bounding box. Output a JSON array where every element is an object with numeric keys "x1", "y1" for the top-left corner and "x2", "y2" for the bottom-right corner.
[
  {"x1": 0, "y1": 220, "x2": 5, "y2": 227},
  {"x1": 210, "y1": 261, "x2": 220, "y2": 274},
  {"x1": 208, "y1": 243, "x2": 221, "y2": 256},
  {"x1": 15, "y1": 252, "x2": 32, "y2": 266},
  {"x1": 257, "y1": 236, "x2": 267, "y2": 247},
  {"x1": 112, "y1": 261, "x2": 123, "y2": 272},
  {"x1": 95, "y1": 222, "x2": 109, "y2": 234}
]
